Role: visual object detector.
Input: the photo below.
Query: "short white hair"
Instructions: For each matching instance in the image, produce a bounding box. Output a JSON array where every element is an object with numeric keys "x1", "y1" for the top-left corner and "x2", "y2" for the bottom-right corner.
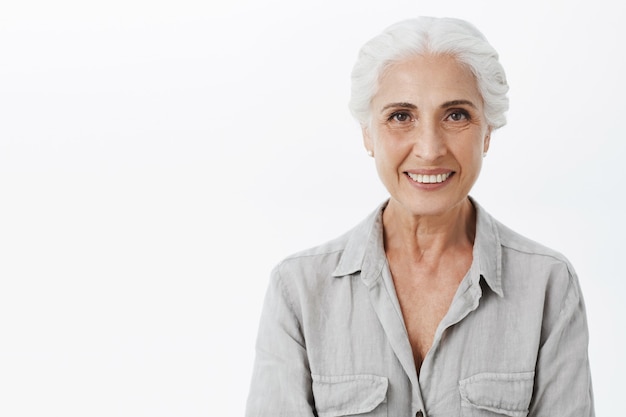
[{"x1": 349, "y1": 17, "x2": 509, "y2": 130}]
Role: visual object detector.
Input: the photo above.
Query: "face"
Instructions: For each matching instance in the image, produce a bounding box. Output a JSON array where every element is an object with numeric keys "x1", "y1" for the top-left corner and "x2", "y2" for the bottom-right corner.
[{"x1": 363, "y1": 54, "x2": 491, "y2": 218}]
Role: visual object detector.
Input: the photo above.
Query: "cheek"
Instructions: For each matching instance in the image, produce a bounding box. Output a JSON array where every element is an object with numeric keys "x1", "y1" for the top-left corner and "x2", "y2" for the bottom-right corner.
[
  {"x1": 373, "y1": 148, "x2": 402, "y2": 185},
  {"x1": 454, "y1": 140, "x2": 485, "y2": 170},
  {"x1": 374, "y1": 153, "x2": 391, "y2": 177},
  {"x1": 470, "y1": 144, "x2": 486, "y2": 173},
  {"x1": 375, "y1": 131, "x2": 412, "y2": 158},
  {"x1": 374, "y1": 143, "x2": 408, "y2": 174}
]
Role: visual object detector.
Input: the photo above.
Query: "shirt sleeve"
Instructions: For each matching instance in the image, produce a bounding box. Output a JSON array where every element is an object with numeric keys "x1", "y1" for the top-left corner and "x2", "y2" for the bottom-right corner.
[
  {"x1": 245, "y1": 264, "x2": 316, "y2": 417},
  {"x1": 529, "y1": 265, "x2": 595, "y2": 416}
]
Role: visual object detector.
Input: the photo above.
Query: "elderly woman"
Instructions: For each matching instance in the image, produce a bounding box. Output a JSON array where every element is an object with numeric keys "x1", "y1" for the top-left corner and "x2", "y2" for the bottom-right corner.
[{"x1": 246, "y1": 17, "x2": 594, "y2": 417}]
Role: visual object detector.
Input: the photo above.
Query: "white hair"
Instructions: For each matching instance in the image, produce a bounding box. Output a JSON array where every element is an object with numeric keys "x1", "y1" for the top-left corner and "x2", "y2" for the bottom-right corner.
[{"x1": 349, "y1": 17, "x2": 509, "y2": 130}]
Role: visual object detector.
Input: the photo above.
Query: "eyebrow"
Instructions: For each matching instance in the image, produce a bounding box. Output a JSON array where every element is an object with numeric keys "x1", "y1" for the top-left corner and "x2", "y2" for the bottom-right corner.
[
  {"x1": 380, "y1": 99, "x2": 477, "y2": 112},
  {"x1": 381, "y1": 102, "x2": 417, "y2": 112},
  {"x1": 440, "y1": 99, "x2": 477, "y2": 109}
]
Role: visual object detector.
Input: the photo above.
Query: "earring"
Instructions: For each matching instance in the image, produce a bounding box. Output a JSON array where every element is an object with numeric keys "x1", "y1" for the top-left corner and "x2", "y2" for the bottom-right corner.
[
  {"x1": 367, "y1": 150, "x2": 374, "y2": 157},
  {"x1": 483, "y1": 152, "x2": 487, "y2": 158}
]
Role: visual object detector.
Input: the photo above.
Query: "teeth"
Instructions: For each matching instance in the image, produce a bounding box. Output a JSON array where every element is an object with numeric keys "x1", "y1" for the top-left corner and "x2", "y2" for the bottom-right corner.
[{"x1": 407, "y1": 172, "x2": 452, "y2": 184}]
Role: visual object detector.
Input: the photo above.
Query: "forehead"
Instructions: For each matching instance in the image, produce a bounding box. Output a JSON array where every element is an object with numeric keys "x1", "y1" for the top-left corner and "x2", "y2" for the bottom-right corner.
[{"x1": 374, "y1": 54, "x2": 482, "y2": 106}]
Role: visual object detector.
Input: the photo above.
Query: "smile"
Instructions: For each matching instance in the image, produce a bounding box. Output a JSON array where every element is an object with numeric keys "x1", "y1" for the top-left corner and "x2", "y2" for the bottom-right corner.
[{"x1": 406, "y1": 172, "x2": 453, "y2": 184}]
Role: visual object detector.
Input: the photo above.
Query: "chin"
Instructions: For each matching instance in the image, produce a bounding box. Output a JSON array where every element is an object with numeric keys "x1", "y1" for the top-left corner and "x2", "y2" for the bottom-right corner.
[{"x1": 392, "y1": 195, "x2": 470, "y2": 218}]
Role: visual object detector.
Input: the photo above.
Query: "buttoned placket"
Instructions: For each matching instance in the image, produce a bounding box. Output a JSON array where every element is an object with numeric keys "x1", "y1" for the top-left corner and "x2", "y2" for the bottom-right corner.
[
  {"x1": 365, "y1": 260, "x2": 427, "y2": 415},
  {"x1": 419, "y1": 261, "x2": 484, "y2": 383},
  {"x1": 367, "y1": 249, "x2": 485, "y2": 417}
]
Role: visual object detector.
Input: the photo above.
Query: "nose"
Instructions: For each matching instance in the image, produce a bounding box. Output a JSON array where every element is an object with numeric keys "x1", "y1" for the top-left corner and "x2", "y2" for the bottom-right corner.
[{"x1": 412, "y1": 121, "x2": 446, "y2": 161}]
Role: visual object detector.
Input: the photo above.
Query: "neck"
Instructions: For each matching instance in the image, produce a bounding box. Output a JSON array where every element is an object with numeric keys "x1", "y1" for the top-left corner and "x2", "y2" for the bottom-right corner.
[{"x1": 382, "y1": 197, "x2": 476, "y2": 263}]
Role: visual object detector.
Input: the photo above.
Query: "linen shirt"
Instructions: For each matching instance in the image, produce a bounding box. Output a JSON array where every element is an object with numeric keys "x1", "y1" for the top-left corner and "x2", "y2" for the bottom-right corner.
[{"x1": 246, "y1": 199, "x2": 594, "y2": 417}]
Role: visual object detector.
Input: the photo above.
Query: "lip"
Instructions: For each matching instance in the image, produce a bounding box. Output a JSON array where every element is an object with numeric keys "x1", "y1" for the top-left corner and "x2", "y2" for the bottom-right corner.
[{"x1": 405, "y1": 168, "x2": 454, "y2": 175}]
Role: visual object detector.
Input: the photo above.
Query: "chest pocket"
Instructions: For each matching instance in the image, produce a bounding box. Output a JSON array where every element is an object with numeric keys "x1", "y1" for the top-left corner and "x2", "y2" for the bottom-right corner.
[
  {"x1": 459, "y1": 372, "x2": 535, "y2": 417},
  {"x1": 312, "y1": 374, "x2": 388, "y2": 417}
]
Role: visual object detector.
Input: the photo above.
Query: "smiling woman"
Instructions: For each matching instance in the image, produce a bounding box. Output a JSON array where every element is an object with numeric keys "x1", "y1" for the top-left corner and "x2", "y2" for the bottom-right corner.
[{"x1": 246, "y1": 17, "x2": 594, "y2": 417}]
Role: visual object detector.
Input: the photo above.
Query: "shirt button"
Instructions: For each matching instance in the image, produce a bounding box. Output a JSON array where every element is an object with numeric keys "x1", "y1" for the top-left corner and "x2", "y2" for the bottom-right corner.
[{"x1": 416, "y1": 412, "x2": 423, "y2": 417}]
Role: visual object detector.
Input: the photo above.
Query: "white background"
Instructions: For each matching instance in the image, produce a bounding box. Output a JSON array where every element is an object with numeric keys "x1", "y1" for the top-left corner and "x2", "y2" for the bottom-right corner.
[{"x1": 0, "y1": 1, "x2": 623, "y2": 416}]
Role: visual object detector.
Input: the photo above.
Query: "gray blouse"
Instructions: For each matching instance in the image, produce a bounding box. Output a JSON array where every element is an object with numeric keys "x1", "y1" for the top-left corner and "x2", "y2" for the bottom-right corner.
[{"x1": 246, "y1": 199, "x2": 594, "y2": 417}]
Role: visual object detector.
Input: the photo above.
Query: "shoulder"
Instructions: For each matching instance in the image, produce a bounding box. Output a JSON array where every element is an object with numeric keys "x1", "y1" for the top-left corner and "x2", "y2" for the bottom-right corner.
[
  {"x1": 474, "y1": 198, "x2": 575, "y2": 275},
  {"x1": 472, "y1": 198, "x2": 581, "y2": 301},
  {"x1": 271, "y1": 203, "x2": 383, "y2": 288},
  {"x1": 275, "y1": 229, "x2": 351, "y2": 279},
  {"x1": 488, "y1": 213, "x2": 582, "y2": 304},
  {"x1": 495, "y1": 218, "x2": 571, "y2": 266},
  {"x1": 489, "y1": 215, "x2": 589, "y2": 345}
]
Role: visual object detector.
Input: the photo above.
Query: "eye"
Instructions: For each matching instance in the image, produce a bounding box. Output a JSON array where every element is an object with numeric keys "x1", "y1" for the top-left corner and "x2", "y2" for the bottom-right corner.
[
  {"x1": 447, "y1": 110, "x2": 469, "y2": 122},
  {"x1": 389, "y1": 111, "x2": 413, "y2": 123}
]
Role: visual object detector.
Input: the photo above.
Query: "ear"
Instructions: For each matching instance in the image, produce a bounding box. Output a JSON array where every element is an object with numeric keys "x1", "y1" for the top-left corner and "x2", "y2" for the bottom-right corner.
[
  {"x1": 362, "y1": 126, "x2": 374, "y2": 153},
  {"x1": 483, "y1": 128, "x2": 492, "y2": 153}
]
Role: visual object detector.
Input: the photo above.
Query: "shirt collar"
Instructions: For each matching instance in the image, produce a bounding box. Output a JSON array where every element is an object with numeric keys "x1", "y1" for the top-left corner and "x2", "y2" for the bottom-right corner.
[
  {"x1": 332, "y1": 197, "x2": 504, "y2": 297},
  {"x1": 332, "y1": 201, "x2": 388, "y2": 285},
  {"x1": 471, "y1": 197, "x2": 504, "y2": 297}
]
